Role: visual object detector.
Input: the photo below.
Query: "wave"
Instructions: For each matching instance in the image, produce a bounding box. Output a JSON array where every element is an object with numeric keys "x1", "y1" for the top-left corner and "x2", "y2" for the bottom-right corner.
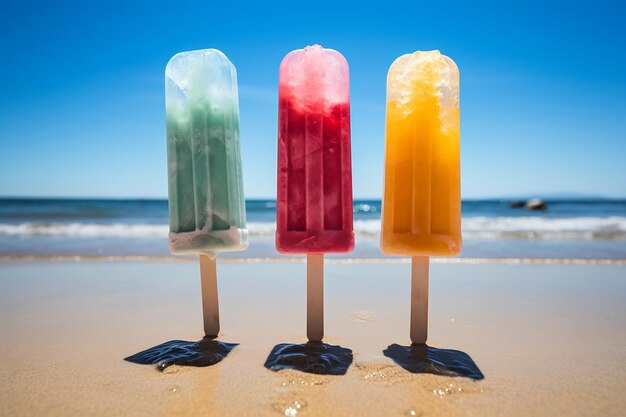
[
  {"x1": 0, "y1": 223, "x2": 169, "y2": 237},
  {"x1": 461, "y1": 216, "x2": 626, "y2": 239},
  {"x1": 353, "y1": 203, "x2": 378, "y2": 213},
  {"x1": 351, "y1": 217, "x2": 626, "y2": 239},
  {"x1": 0, "y1": 216, "x2": 625, "y2": 240}
]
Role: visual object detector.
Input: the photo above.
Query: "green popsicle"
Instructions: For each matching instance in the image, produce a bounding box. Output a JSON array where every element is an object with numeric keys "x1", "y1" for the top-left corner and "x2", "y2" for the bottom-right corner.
[{"x1": 165, "y1": 49, "x2": 247, "y2": 258}]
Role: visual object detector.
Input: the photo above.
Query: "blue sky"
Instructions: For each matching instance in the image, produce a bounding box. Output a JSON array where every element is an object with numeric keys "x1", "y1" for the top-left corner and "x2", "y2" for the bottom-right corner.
[{"x1": 1, "y1": 0, "x2": 625, "y2": 199}]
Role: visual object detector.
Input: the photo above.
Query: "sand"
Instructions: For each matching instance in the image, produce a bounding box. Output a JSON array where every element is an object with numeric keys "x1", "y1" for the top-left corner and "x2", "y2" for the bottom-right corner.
[{"x1": 1, "y1": 260, "x2": 625, "y2": 416}]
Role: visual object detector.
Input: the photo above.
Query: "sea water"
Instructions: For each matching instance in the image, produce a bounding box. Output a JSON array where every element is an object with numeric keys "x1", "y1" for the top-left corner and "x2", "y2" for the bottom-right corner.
[{"x1": 0, "y1": 198, "x2": 625, "y2": 259}]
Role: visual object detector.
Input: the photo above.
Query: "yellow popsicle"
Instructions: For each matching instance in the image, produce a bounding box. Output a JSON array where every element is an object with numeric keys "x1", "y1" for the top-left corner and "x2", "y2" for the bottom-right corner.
[{"x1": 381, "y1": 50, "x2": 461, "y2": 257}]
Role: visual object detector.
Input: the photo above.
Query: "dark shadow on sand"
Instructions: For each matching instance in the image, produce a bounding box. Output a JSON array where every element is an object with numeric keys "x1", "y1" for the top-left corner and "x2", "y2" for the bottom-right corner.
[
  {"x1": 265, "y1": 342, "x2": 353, "y2": 375},
  {"x1": 124, "y1": 337, "x2": 238, "y2": 371},
  {"x1": 383, "y1": 343, "x2": 484, "y2": 380}
]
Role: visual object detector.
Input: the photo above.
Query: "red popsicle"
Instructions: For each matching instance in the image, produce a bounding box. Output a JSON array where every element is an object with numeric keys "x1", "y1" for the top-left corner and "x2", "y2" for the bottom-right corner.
[
  {"x1": 276, "y1": 45, "x2": 354, "y2": 342},
  {"x1": 276, "y1": 45, "x2": 354, "y2": 254}
]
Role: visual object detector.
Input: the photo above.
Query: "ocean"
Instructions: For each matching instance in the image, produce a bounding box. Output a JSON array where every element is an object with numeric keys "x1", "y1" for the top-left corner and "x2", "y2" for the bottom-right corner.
[{"x1": 1, "y1": 198, "x2": 625, "y2": 259}]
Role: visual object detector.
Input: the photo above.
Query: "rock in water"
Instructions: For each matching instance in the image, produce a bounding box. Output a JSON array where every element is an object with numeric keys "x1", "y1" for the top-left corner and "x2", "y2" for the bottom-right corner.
[{"x1": 525, "y1": 199, "x2": 547, "y2": 211}]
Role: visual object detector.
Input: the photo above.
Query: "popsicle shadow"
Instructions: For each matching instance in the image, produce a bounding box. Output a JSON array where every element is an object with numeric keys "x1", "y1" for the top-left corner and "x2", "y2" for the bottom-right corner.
[
  {"x1": 124, "y1": 337, "x2": 238, "y2": 371},
  {"x1": 383, "y1": 343, "x2": 484, "y2": 380},
  {"x1": 265, "y1": 342, "x2": 353, "y2": 375}
]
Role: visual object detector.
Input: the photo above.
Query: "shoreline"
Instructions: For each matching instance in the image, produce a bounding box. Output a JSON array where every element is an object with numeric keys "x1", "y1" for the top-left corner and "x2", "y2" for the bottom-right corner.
[{"x1": 1, "y1": 255, "x2": 625, "y2": 265}]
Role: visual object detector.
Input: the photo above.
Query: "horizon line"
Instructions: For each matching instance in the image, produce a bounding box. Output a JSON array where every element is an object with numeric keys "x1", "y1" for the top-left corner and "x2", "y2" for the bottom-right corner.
[{"x1": 0, "y1": 195, "x2": 624, "y2": 201}]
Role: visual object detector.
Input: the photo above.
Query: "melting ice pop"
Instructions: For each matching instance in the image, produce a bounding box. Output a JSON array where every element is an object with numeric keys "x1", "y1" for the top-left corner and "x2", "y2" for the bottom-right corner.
[
  {"x1": 166, "y1": 49, "x2": 248, "y2": 337},
  {"x1": 276, "y1": 45, "x2": 354, "y2": 342},
  {"x1": 381, "y1": 50, "x2": 461, "y2": 344}
]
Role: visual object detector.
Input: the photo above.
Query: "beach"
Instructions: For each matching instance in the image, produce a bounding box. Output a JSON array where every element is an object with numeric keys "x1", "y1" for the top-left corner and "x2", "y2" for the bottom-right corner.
[
  {"x1": 3, "y1": 0, "x2": 625, "y2": 415},
  {"x1": 1, "y1": 259, "x2": 625, "y2": 417}
]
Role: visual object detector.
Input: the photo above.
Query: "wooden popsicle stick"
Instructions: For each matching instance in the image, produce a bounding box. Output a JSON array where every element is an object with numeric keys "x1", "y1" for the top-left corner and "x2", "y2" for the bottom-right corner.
[
  {"x1": 199, "y1": 254, "x2": 220, "y2": 338},
  {"x1": 410, "y1": 256, "x2": 429, "y2": 344},
  {"x1": 307, "y1": 254, "x2": 324, "y2": 342}
]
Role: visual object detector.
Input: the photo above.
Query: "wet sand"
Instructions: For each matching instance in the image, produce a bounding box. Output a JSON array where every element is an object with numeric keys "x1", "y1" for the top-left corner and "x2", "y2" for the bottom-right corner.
[{"x1": 1, "y1": 260, "x2": 625, "y2": 416}]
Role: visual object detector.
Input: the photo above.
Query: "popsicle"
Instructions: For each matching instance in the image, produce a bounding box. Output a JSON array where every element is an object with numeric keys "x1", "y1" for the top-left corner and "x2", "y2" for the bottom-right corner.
[
  {"x1": 276, "y1": 45, "x2": 354, "y2": 341},
  {"x1": 166, "y1": 49, "x2": 248, "y2": 337},
  {"x1": 381, "y1": 50, "x2": 461, "y2": 344}
]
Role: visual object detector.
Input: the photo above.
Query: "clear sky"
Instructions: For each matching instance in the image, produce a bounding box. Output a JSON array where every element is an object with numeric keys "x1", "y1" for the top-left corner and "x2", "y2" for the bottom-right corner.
[{"x1": 1, "y1": 0, "x2": 625, "y2": 199}]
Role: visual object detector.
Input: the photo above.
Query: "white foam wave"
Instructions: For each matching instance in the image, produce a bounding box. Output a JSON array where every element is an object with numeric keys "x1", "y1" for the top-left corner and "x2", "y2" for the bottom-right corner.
[
  {"x1": 0, "y1": 216, "x2": 625, "y2": 240},
  {"x1": 251, "y1": 217, "x2": 626, "y2": 240},
  {"x1": 0, "y1": 223, "x2": 169, "y2": 238},
  {"x1": 462, "y1": 216, "x2": 626, "y2": 239},
  {"x1": 463, "y1": 216, "x2": 626, "y2": 232}
]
